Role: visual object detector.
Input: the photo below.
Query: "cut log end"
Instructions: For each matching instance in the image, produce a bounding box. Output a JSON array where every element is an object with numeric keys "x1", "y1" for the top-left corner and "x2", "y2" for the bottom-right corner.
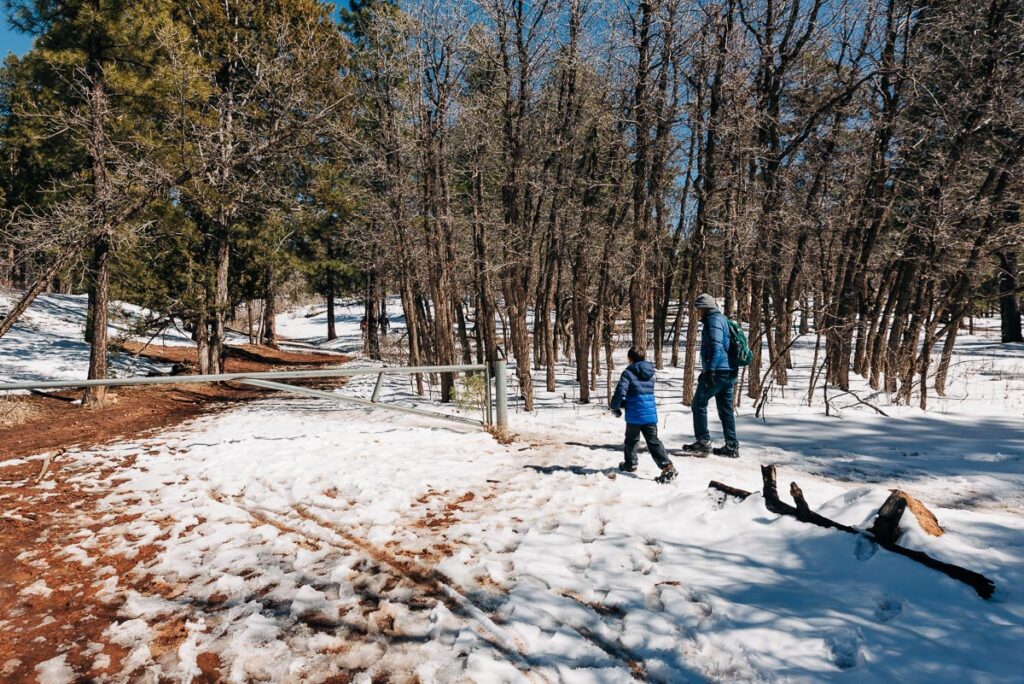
[
  {"x1": 898, "y1": 490, "x2": 944, "y2": 537},
  {"x1": 870, "y1": 489, "x2": 944, "y2": 544},
  {"x1": 790, "y1": 482, "x2": 811, "y2": 515}
]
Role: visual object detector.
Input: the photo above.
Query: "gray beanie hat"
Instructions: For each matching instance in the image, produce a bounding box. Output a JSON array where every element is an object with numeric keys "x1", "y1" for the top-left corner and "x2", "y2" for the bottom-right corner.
[{"x1": 693, "y1": 293, "x2": 717, "y2": 309}]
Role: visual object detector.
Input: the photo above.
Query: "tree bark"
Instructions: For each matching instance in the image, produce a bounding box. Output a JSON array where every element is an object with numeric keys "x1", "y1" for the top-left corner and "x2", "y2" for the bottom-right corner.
[
  {"x1": 326, "y1": 274, "x2": 337, "y2": 341},
  {"x1": 83, "y1": 233, "x2": 111, "y2": 405},
  {"x1": 262, "y1": 266, "x2": 278, "y2": 348},
  {"x1": 998, "y1": 250, "x2": 1022, "y2": 343}
]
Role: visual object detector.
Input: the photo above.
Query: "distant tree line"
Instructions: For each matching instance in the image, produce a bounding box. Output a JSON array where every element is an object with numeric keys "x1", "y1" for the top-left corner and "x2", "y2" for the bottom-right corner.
[{"x1": 1, "y1": 0, "x2": 1022, "y2": 410}]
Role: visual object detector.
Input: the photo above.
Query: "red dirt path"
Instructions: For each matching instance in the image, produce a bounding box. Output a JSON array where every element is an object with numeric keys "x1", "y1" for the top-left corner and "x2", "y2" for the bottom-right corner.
[{"x1": 0, "y1": 343, "x2": 347, "y2": 682}]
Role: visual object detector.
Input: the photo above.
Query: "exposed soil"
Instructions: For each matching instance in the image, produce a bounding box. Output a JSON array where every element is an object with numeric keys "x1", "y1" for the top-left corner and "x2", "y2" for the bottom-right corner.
[
  {"x1": 118, "y1": 340, "x2": 339, "y2": 371},
  {"x1": 0, "y1": 343, "x2": 348, "y2": 461},
  {"x1": 0, "y1": 343, "x2": 348, "y2": 682}
]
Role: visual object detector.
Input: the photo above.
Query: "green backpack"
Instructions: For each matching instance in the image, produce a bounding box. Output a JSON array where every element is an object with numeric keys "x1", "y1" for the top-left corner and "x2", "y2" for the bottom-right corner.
[{"x1": 727, "y1": 319, "x2": 754, "y2": 367}]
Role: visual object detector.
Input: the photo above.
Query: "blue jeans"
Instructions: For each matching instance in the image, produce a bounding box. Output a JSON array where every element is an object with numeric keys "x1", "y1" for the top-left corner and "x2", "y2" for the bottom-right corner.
[{"x1": 692, "y1": 371, "x2": 739, "y2": 449}]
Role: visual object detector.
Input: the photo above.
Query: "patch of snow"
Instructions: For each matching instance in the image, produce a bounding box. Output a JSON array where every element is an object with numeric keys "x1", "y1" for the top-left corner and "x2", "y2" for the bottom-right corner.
[
  {"x1": 21, "y1": 579, "x2": 53, "y2": 597},
  {"x1": 33, "y1": 655, "x2": 74, "y2": 684},
  {"x1": 60, "y1": 544, "x2": 94, "y2": 567}
]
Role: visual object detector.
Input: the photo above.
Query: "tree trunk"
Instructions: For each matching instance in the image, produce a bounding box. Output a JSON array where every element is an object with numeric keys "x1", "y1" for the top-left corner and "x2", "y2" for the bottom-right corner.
[
  {"x1": 194, "y1": 306, "x2": 211, "y2": 375},
  {"x1": 455, "y1": 298, "x2": 473, "y2": 365},
  {"x1": 326, "y1": 277, "x2": 337, "y2": 342},
  {"x1": 366, "y1": 274, "x2": 381, "y2": 361},
  {"x1": 262, "y1": 266, "x2": 278, "y2": 348},
  {"x1": 505, "y1": 294, "x2": 534, "y2": 410},
  {"x1": 998, "y1": 250, "x2": 1022, "y2": 343},
  {"x1": 934, "y1": 315, "x2": 960, "y2": 396},
  {"x1": 82, "y1": 52, "x2": 112, "y2": 406},
  {"x1": 83, "y1": 234, "x2": 111, "y2": 405}
]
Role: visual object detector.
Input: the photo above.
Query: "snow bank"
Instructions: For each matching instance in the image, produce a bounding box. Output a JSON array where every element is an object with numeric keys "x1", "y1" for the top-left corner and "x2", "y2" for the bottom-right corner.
[{"x1": 0, "y1": 291, "x2": 174, "y2": 385}]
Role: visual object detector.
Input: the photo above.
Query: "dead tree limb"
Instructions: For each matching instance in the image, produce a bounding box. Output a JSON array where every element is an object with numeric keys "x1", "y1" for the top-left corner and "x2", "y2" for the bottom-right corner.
[
  {"x1": 761, "y1": 465, "x2": 858, "y2": 534},
  {"x1": 824, "y1": 388, "x2": 890, "y2": 417},
  {"x1": 708, "y1": 481, "x2": 752, "y2": 499},
  {"x1": 754, "y1": 465, "x2": 994, "y2": 599},
  {"x1": 0, "y1": 249, "x2": 78, "y2": 340}
]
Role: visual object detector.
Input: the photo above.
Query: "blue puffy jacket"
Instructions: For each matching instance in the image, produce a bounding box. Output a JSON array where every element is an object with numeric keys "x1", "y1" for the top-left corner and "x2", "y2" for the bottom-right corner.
[
  {"x1": 610, "y1": 361, "x2": 658, "y2": 425},
  {"x1": 701, "y1": 309, "x2": 734, "y2": 371}
]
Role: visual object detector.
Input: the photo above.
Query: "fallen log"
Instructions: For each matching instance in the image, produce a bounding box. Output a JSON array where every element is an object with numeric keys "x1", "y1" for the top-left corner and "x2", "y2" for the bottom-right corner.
[
  {"x1": 868, "y1": 489, "x2": 945, "y2": 544},
  {"x1": 760, "y1": 465, "x2": 994, "y2": 600},
  {"x1": 705, "y1": 466, "x2": 995, "y2": 599}
]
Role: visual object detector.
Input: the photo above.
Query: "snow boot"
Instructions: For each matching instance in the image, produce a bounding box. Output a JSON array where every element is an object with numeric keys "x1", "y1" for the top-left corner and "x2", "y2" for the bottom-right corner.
[
  {"x1": 655, "y1": 464, "x2": 678, "y2": 484},
  {"x1": 618, "y1": 461, "x2": 638, "y2": 473},
  {"x1": 713, "y1": 445, "x2": 740, "y2": 458},
  {"x1": 681, "y1": 440, "x2": 711, "y2": 456}
]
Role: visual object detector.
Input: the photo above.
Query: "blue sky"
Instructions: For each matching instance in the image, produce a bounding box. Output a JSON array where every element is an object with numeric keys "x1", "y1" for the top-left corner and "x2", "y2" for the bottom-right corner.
[{"x1": 1, "y1": 20, "x2": 33, "y2": 58}]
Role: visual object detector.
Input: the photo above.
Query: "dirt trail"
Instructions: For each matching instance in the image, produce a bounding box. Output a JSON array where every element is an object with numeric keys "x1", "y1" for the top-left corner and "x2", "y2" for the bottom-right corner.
[
  {"x1": 0, "y1": 343, "x2": 347, "y2": 682},
  {"x1": 0, "y1": 343, "x2": 348, "y2": 461}
]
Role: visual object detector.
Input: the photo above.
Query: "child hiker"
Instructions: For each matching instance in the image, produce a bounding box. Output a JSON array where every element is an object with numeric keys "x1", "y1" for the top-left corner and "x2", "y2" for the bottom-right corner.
[{"x1": 609, "y1": 347, "x2": 678, "y2": 484}]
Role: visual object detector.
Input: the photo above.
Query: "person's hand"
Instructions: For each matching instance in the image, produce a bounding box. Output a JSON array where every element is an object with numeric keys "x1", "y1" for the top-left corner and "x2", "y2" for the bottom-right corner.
[{"x1": 611, "y1": 408, "x2": 623, "y2": 418}]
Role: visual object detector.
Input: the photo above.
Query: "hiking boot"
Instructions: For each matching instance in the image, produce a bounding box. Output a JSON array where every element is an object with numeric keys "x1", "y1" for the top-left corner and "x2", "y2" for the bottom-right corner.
[
  {"x1": 681, "y1": 441, "x2": 712, "y2": 456},
  {"x1": 618, "y1": 461, "x2": 638, "y2": 473},
  {"x1": 713, "y1": 445, "x2": 740, "y2": 458},
  {"x1": 655, "y1": 464, "x2": 678, "y2": 484}
]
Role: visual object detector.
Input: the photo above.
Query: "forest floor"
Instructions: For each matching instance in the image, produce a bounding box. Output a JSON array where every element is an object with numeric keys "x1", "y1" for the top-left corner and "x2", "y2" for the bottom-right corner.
[{"x1": 1, "y1": 292, "x2": 1022, "y2": 683}]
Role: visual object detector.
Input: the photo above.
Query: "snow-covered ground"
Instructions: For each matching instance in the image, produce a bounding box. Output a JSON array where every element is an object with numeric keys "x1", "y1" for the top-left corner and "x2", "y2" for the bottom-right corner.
[
  {"x1": 3, "y1": 292, "x2": 1024, "y2": 681},
  {"x1": 0, "y1": 291, "x2": 177, "y2": 384}
]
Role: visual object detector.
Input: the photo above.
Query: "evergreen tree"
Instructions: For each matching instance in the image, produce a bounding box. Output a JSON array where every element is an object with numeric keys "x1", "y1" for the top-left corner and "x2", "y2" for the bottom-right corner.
[{"x1": 2, "y1": 0, "x2": 186, "y2": 403}]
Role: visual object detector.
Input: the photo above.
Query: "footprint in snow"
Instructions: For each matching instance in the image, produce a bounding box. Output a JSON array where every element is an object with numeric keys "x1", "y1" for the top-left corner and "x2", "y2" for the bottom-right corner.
[
  {"x1": 630, "y1": 554, "x2": 655, "y2": 575},
  {"x1": 539, "y1": 517, "x2": 560, "y2": 533},
  {"x1": 854, "y1": 535, "x2": 878, "y2": 561},
  {"x1": 842, "y1": 487, "x2": 875, "y2": 506},
  {"x1": 642, "y1": 537, "x2": 662, "y2": 563},
  {"x1": 825, "y1": 627, "x2": 865, "y2": 669},
  {"x1": 680, "y1": 587, "x2": 715, "y2": 621},
  {"x1": 874, "y1": 595, "x2": 903, "y2": 623},
  {"x1": 644, "y1": 585, "x2": 665, "y2": 612},
  {"x1": 570, "y1": 549, "x2": 592, "y2": 571},
  {"x1": 581, "y1": 516, "x2": 606, "y2": 543}
]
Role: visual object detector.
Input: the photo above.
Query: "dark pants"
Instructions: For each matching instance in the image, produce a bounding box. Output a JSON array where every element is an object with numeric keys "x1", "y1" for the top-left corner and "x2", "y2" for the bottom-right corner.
[
  {"x1": 692, "y1": 371, "x2": 739, "y2": 449},
  {"x1": 624, "y1": 423, "x2": 671, "y2": 469}
]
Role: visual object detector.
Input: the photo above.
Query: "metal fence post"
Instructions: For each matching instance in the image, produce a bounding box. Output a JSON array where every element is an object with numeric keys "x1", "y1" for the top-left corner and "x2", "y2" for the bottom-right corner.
[
  {"x1": 494, "y1": 359, "x2": 508, "y2": 430},
  {"x1": 371, "y1": 372, "x2": 385, "y2": 403},
  {"x1": 484, "y1": 362, "x2": 493, "y2": 426}
]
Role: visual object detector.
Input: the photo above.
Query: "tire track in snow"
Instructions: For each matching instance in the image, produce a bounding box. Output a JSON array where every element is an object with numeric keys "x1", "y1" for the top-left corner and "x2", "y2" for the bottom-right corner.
[
  {"x1": 404, "y1": 443, "x2": 653, "y2": 681},
  {"x1": 204, "y1": 435, "x2": 658, "y2": 680},
  {"x1": 205, "y1": 487, "x2": 551, "y2": 682}
]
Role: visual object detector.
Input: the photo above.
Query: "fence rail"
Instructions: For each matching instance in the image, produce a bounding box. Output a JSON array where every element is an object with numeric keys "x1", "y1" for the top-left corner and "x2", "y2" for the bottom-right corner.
[{"x1": 0, "y1": 361, "x2": 509, "y2": 430}]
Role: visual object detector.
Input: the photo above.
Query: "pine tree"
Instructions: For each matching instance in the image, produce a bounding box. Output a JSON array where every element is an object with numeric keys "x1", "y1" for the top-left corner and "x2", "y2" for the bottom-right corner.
[{"x1": 2, "y1": 0, "x2": 187, "y2": 403}]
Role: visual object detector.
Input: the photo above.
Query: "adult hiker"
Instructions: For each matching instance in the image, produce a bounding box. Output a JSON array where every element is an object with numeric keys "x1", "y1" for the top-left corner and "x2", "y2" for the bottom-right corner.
[
  {"x1": 682, "y1": 293, "x2": 741, "y2": 458},
  {"x1": 609, "y1": 347, "x2": 678, "y2": 483}
]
